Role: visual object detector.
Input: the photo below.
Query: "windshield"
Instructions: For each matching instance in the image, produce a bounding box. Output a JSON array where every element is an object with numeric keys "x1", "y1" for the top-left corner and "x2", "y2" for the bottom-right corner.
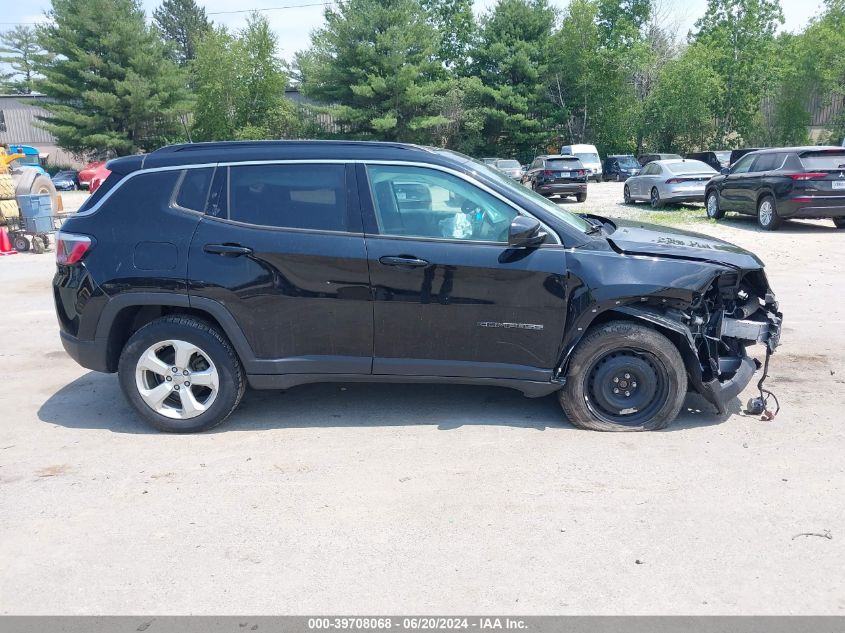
[
  {"x1": 495, "y1": 160, "x2": 521, "y2": 169},
  {"x1": 801, "y1": 152, "x2": 845, "y2": 170},
  {"x1": 667, "y1": 160, "x2": 716, "y2": 175},
  {"x1": 436, "y1": 149, "x2": 591, "y2": 233},
  {"x1": 616, "y1": 156, "x2": 640, "y2": 169},
  {"x1": 575, "y1": 152, "x2": 600, "y2": 164}
]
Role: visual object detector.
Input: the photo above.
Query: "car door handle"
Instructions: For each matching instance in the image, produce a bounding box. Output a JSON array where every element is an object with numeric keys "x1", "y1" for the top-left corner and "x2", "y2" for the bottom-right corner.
[
  {"x1": 379, "y1": 255, "x2": 430, "y2": 268},
  {"x1": 204, "y1": 243, "x2": 253, "y2": 257}
]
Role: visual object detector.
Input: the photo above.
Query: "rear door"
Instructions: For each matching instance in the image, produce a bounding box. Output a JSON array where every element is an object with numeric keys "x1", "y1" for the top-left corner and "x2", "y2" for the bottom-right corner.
[
  {"x1": 187, "y1": 162, "x2": 373, "y2": 375},
  {"x1": 359, "y1": 163, "x2": 569, "y2": 381}
]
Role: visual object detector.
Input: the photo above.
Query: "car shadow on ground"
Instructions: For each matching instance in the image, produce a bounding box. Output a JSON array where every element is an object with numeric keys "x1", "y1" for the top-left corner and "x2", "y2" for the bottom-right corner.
[
  {"x1": 38, "y1": 371, "x2": 734, "y2": 434},
  {"x1": 718, "y1": 214, "x2": 840, "y2": 234}
]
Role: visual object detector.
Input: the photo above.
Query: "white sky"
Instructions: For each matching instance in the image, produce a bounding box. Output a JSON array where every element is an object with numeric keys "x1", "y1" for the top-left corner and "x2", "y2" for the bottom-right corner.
[{"x1": 1, "y1": 0, "x2": 823, "y2": 62}]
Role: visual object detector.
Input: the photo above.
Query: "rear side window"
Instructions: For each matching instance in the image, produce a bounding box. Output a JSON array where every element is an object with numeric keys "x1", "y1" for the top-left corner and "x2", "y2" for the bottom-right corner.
[
  {"x1": 229, "y1": 164, "x2": 348, "y2": 232},
  {"x1": 174, "y1": 168, "x2": 213, "y2": 212},
  {"x1": 800, "y1": 151, "x2": 845, "y2": 170},
  {"x1": 77, "y1": 172, "x2": 123, "y2": 213},
  {"x1": 751, "y1": 153, "x2": 786, "y2": 172}
]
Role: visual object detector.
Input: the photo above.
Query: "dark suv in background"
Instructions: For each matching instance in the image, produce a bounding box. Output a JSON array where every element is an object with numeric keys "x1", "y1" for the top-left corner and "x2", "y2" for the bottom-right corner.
[
  {"x1": 686, "y1": 151, "x2": 731, "y2": 172},
  {"x1": 522, "y1": 155, "x2": 588, "y2": 201},
  {"x1": 54, "y1": 141, "x2": 781, "y2": 433},
  {"x1": 705, "y1": 146, "x2": 845, "y2": 230},
  {"x1": 603, "y1": 155, "x2": 641, "y2": 181}
]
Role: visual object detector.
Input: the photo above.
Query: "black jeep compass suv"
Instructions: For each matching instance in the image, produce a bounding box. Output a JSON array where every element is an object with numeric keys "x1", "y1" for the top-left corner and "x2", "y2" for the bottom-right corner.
[{"x1": 54, "y1": 141, "x2": 782, "y2": 433}]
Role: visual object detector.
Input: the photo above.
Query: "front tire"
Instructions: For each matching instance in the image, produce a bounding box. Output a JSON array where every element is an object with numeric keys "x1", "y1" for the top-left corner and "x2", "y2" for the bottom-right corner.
[
  {"x1": 118, "y1": 316, "x2": 245, "y2": 433},
  {"x1": 575, "y1": 192, "x2": 587, "y2": 203},
  {"x1": 558, "y1": 321, "x2": 686, "y2": 432},
  {"x1": 757, "y1": 195, "x2": 782, "y2": 231},
  {"x1": 706, "y1": 190, "x2": 724, "y2": 219},
  {"x1": 650, "y1": 187, "x2": 663, "y2": 209}
]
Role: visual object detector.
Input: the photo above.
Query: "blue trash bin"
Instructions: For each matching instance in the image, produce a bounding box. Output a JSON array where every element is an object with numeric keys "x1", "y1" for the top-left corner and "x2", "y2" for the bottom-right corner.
[{"x1": 17, "y1": 194, "x2": 54, "y2": 233}]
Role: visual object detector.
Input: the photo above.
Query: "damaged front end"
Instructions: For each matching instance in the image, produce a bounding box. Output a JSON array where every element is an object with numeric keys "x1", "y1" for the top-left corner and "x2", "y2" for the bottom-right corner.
[{"x1": 682, "y1": 269, "x2": 782, "y2": 413}]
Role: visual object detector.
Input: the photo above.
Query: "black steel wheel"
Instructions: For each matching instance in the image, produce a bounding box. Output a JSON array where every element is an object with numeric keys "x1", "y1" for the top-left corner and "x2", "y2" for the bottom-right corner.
[
  {"x1": 558, "y1": 321, "x2": 686, "y2": 432},
  {"x1": 584, "y1": 349, "x2": 671, "y2": 428}
]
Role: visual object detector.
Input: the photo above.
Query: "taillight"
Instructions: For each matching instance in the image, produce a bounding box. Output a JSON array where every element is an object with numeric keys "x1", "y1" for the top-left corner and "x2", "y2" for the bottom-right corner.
[
  {"x1": 789, "y1": 172, "x2": 827, "y2": 180},
  {"x1": 56, "y1": 231, "x2": 94, "y2": 265},
  {"x1": 577, "y1": 170, "x2": 586, "y2": 177},
  {"x1": 543, "y1": 169, "x2": 553, "y2": 176}
]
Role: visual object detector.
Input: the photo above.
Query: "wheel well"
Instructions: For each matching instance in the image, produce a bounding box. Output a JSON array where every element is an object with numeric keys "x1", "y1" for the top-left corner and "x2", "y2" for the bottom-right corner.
[
  {"x1": 104, "y1": 305, "x2": 230, "y2": 372},
  {"x1": 756, "y1": 191, "x2": 774, "y2": 208},
  {"x1": 567, "y1": 309, "x2": 700, "y2": 381}
]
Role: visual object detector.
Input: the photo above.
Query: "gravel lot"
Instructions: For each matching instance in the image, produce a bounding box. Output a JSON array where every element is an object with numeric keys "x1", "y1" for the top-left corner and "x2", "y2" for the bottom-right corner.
[{"x1": 1, "y1": 184, "x2": 844, "y2": 615}]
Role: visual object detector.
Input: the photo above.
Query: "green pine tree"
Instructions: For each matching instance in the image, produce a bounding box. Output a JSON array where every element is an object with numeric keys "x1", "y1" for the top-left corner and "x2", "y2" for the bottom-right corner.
[
  {"x1": 153, "y1": 0, "x2": 211, "y2": 66},
  {"x1": 35, "y1": 0, "x2": 192, "y2": 156},
  {"x1": 0, "y1": 26, "x2": 46, "y2": 95},
  {"x1": 297, "y1": 0, "x2": 448, "y2": 142}
]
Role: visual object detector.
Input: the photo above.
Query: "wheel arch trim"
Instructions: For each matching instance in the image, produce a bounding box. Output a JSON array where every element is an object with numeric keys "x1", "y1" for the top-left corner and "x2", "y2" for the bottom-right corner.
[{"x1": 93, "y1": 292, "x2": 258, "y2": 369}]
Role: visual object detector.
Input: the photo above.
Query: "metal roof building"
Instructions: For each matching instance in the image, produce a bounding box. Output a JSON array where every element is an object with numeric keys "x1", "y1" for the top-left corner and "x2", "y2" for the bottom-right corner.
[{"x1": 0, "y1": 95, "x2": 83, "y2": 168}]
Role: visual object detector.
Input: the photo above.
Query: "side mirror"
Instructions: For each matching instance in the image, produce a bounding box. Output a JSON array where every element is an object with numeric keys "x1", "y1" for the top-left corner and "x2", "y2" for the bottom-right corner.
[
  {"x1": 720, "y1": 167, "x2": 730, "y2": 175},
  {"x1": 508, "y1": 216, "x2": 546, "y2": 248}
]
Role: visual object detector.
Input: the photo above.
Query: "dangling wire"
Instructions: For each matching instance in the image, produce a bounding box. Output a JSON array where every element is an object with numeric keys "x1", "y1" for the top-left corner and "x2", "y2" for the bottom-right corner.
[{"x1": 756, "y1": 345, "x2": 780, "y2": 419}]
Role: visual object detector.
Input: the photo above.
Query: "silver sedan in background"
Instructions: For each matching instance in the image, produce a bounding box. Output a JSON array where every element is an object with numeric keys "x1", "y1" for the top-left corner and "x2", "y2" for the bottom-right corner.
[
  {"x1": 493, "y1": 158, "x2": 524, "y2": 180},
  {"x1": 623, "y1": 159, "x2": 717, "y2": 208}
]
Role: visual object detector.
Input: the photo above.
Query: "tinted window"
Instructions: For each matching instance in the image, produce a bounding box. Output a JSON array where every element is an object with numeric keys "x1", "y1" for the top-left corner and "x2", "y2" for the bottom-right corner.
[
  {"x1": 547, "y1": 158, "x2": 582, "y2": 169},
  {"x1": 496, "y1": 160, "x2": 520, "y2": 169},
  {"x1": 229, "y1": 164, "x2": 347, "y2": 231},
  {"x1": 77, "y1": 173, "x2": 123, "y2": 213},
  {"x1": 617, "y1": 156, "x2": 639, "y2": 169},
  {"x1": 800, "y1": 151, "x2": 845, "y2": 170},
  {"x1": 731, "y1": 154, "x2": 756, "y2": 174},
  {"x1": 367, "y1": 165, "x2": 518, "y2": 242},
  {"x1": 206, "y1": 167, "x2": 227, "y2": 218},
  {"x1": 751, "y1": 153, "x2": 785, "y2": 172},
  {"x1": 174, "y1": 168, "x2": 213, "y2": 212}
]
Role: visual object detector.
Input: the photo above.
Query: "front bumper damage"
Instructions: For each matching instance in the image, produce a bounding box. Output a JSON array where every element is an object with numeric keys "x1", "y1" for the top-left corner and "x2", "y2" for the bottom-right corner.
[{"x1": 684, "y1": 270, "x2": 782, "y2": 413}]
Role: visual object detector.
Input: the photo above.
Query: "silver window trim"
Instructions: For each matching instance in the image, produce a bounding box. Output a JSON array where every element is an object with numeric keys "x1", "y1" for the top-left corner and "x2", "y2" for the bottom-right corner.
[{"x1": 68, "y1": 158, "x2": 562, "y2": 245}]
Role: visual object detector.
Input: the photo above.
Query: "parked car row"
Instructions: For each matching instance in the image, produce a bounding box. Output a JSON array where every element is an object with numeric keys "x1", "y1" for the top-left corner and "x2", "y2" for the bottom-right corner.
[{"x1": 621, "y1": 146, "x2": 845, "y2": 231}]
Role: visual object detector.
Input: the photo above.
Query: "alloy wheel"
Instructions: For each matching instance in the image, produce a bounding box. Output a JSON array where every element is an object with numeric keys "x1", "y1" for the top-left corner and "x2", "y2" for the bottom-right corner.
[
  {"x1": 134, "y1": 339, "x2": 219, "y2": 419},
  {"x1": 758, "y1": 199, "x2": 774, "y2": 227}
]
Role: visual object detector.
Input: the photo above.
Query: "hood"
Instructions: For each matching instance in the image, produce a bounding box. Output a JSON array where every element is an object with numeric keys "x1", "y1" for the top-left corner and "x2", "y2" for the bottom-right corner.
[{"x1": 606, "y1": 219, "x2": 764, "y2": 269}]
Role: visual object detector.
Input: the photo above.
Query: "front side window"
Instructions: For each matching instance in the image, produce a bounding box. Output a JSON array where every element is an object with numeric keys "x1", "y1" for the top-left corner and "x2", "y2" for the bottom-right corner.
[
  {"x1": 731, "y1": 154, "x2": 756, "y2": 174},
  {"x1": 366, "y1": 165, "x2": 519, "y2": 243},
  {"x1": 228, "y1": 164, "x2": 347, "y2": 231}
]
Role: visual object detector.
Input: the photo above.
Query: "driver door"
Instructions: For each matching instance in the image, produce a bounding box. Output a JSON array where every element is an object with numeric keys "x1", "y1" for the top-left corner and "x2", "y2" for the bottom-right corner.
[{"x1": 358, "y1": 163, "x2": 570, "y2": 381}]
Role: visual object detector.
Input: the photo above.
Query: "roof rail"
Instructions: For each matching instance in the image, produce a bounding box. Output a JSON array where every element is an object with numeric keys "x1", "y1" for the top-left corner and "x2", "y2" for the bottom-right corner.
[{"x1": 151, "y1": 140, "x2": 418, "y2": 154}]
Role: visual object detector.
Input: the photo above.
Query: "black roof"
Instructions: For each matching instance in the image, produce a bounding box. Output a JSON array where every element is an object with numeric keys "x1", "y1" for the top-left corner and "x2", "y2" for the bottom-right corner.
[{"x1": 107, "y1": 140, "x2": 449, "y2": 174}]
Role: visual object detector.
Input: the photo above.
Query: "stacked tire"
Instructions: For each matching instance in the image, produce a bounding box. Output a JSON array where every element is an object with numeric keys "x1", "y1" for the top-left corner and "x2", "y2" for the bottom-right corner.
[{"x1": 0, "y1": 173, "x2": 19, "y2": 226}]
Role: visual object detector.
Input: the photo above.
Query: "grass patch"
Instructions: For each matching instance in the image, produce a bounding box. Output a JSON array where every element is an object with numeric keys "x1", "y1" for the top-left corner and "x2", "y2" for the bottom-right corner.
[{"x1": 634, "y1": 206, "x2": 713, "y2": 226}]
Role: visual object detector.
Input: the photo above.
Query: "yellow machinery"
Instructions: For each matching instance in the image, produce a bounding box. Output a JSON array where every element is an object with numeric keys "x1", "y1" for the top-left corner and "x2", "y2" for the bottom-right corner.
[{"x1": 0, "y1": 148, "x2": 23, "y2": 222}]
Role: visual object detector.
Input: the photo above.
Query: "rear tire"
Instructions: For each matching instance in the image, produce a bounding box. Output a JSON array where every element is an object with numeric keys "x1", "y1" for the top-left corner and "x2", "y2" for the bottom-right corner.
[
  {"x1": 118, "y1": 316, "x2": 245, "y2": 433},
  {"x1": 623, "y1": 185, "x2": 634, "y2": 204},
  {"x1": 576, "y1": 192, "x2": 587, "y2": 203},
  {"x1": 558, "y1": 321, "x2": 686, "y2": 432},
  {"x1": 650, "y1": 187, "x2": 663, "y2": 209},
  {"x1": 706, "y1": 190, "x2": 724, "y2": 219},
  {"x1": 833, "y1": 218, "x2": 845, "y2": 229},
  {"x1": 757, "y1": 195, "x2": 782, "y2": 231}
]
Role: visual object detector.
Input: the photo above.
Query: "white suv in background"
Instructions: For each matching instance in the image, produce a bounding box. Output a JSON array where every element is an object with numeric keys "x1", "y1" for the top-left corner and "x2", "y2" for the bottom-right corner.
[{"x1": 561, "y1": 144, "x2": 603, "y2": 182}]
